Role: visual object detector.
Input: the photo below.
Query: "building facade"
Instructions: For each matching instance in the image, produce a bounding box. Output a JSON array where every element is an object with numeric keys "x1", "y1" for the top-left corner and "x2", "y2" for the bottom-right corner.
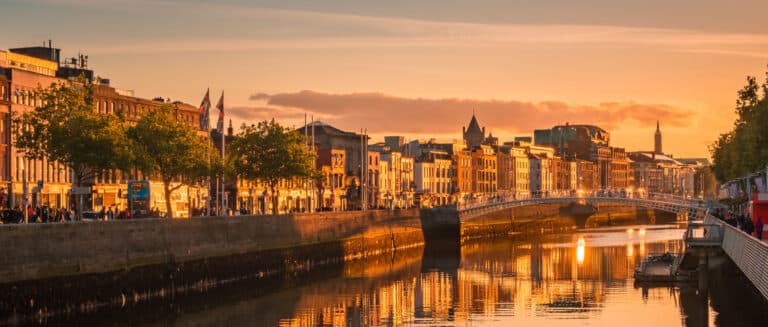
[
  {"x1": 471, "y1": 145, "x2": 497, "y2": 194},
  {"x1": 1, "y1": 45, "x2": 205, "y2": 217}
]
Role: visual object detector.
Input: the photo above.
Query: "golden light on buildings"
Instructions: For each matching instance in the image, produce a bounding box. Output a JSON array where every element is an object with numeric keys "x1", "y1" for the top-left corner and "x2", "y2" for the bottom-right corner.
[
  {"x1": 576, "y1": 237, "x2": 585, "y2": 265},
  {"x1": 627, "y1": 243, "x2": 634, "y2": 257},
  {"x1": 638, "y1": 228, "x2": 646, "y2": 237}
]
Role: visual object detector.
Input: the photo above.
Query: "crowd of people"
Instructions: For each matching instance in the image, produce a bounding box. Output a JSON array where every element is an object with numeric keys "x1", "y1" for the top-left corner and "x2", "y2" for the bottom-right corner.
[
  {"x1": 0, "y1": 204, "x2": 172, "y2": 224},
  {"x1": 1, "y1": 205, "x2": 74, "y2": 224},
  {"x1": 711, "y1": 208, "x2": 765, "y2": 240}
]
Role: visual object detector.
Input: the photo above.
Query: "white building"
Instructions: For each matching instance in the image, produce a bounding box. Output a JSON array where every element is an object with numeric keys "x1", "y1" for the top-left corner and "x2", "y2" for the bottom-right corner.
[
  {"x1": 381, "y1": 151, "x2": 414, "y2": 208},
  {"x1": 378, "y1": 160, "x2": 395, "y2": 208},
  {"x1": 415, "y1": 161, "x2": 435, "y2": 206},
  {"x1": 510, "y1": 146, "x2": 530, "y2": 198},
  {"x1": 530, "y1": 153, "x2": 553, "y2": 194}
]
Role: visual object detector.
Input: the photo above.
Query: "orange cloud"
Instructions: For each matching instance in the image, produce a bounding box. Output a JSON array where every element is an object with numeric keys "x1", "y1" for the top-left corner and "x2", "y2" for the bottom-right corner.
[{"x1": 243, "y1": 91, "x2": 694, "y2": 134}]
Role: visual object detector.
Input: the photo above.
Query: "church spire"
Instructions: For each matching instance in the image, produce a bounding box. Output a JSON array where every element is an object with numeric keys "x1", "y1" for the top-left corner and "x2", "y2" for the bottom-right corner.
[
  {"x1": 463, "y1": 113, "x2": 485, "y2": 149},
  {"x1": 654, "y1": 120, "x2": 662, "y2": 154}
]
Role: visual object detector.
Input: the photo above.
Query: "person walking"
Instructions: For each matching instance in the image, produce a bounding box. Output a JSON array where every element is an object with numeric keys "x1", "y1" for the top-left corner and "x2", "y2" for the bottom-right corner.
[
  {"x1": 107, "y1": 207, "x2": 114, "y2": 221},
  {"x1": 756, "y1": 217, "x2": 764, "y2": 240}
]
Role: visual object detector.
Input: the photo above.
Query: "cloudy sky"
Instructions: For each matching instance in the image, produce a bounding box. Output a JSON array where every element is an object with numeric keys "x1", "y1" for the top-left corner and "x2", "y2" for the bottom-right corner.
[{"x1": 3, "y1": 0, "x2": 768, "y2": 157}]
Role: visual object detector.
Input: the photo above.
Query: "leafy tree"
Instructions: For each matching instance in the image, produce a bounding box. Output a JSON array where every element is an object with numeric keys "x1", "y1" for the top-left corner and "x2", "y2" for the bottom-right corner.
[
  {"x1": 711, "y1": 67, "x2": 768, "y2": 183},
  {"x1": 312, "y1": 169, "x2": 327, "y2": 210},
  {"x1": 228, "y1": 119, "x2": 317, "y2": 214},
  {"x1": 128, "y1": 106, "x2": 215, "y2": 218},
  {"x1": 14, "y1": 78, "x2": 132, "y2": 218},
  {"x1": 14, "y1": 79, "x2": 132, "y2": 187}
]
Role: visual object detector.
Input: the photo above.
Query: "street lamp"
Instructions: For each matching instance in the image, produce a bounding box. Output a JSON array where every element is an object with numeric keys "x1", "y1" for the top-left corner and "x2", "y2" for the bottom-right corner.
[{"x1": 20, "y1": 157, "x2": 27, "y2": 224}]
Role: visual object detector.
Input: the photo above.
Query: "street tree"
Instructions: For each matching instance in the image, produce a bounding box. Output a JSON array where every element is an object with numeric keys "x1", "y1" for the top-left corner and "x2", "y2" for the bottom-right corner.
[
  {"x1": 128, "y1": 106, "x2": 215, "y2": 218},
  {"x1": 711, "y1": 68, "x2": 768, "y2": 184},
  {"x1": 312, "y1": 169, "x2": 327, "y2": 211},
  {"x1": 228, "y1": 119, "x2": 317, "y2": 214},
  {"x1": 14, "y1": 78, "x2": 132, "y2": 216}
]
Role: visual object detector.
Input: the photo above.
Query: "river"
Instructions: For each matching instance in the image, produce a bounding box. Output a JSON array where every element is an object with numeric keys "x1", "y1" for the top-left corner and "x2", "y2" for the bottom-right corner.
[{"x1": 15, "y1": 220, "x2": 768, "y2": 326}]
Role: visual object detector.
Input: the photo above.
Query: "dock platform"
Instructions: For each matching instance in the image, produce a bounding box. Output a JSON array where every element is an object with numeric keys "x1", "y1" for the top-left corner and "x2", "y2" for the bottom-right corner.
[{"x1": 634, "y1": 252, "x2": 698, "y2": 282}]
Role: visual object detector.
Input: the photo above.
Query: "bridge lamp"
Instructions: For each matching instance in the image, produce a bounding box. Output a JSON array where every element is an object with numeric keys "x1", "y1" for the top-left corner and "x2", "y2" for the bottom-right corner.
[{"x1": 576, "y1": 237, "x2": 585, "y2": 265}]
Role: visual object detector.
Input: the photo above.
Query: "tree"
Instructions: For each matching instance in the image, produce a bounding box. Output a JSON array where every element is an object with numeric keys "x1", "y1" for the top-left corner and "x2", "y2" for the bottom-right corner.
[
  {"x1": 14, "y1": 78, "x2": 132, "y2": 217},
  {"x1": 128, "y1": 106, "x2": 214, "y2": 218},
  {"x1": 711, "y1": 67, "x2": 768, "y2": 184},
  {"x1": 312, "y1": 169, "x2": 327, "y2": 211},
  {"x1": 14, "y1": 79, "x2": 133, "y2": 186},
  {"x1": 228, "y1": 120, "x2": 317, "y2": 214}
]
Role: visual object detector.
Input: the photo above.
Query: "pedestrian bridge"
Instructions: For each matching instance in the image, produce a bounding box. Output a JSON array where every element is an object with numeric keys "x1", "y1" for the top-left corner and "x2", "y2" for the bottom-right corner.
[{"x1": 457, "y1": 192, "x2": 718, "y2": 220}]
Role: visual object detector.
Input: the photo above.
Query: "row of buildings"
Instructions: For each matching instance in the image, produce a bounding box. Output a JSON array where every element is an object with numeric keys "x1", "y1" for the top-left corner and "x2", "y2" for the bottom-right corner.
[
  {"x1": 0, "y1": 43, "x2": 712, "y2": 215},
  {"x1": 1, "y1": 43, "x2": 207, "y2": 216},
  {"x1": 265, "y1": 114, "x2": 708, "y2": 211}
]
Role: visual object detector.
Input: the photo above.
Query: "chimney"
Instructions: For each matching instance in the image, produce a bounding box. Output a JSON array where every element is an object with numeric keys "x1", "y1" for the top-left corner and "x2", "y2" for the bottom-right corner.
[{"x1": 227, "y1": 119, "x2": 233, "y2": 136}]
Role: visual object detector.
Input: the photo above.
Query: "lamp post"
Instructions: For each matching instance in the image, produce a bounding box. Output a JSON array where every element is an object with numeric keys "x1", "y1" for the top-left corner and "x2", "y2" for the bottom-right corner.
[{"x1": 20, "y1": 158, "x2": 27, "y2": 224}]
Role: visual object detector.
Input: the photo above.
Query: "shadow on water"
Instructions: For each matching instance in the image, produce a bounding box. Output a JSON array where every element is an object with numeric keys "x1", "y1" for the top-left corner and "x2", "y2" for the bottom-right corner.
[
  {"x1": 634, "y1": 252, "x2": 768, "y2": 327},
  {"x1": 691, "y1": 256, "x2": 768, "y2": 327}
]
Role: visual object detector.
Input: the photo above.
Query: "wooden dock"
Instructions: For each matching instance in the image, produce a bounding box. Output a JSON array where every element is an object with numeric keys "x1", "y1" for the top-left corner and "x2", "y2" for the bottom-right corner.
[{"x1": 634, "y1": 252, "x2": 698, "y2": 282}]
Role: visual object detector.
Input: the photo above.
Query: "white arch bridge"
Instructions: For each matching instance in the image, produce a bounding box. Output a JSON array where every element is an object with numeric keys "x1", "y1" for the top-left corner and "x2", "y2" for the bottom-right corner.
[{"x1": 456, "y1": 193, "x2": 722, "y2": 220}]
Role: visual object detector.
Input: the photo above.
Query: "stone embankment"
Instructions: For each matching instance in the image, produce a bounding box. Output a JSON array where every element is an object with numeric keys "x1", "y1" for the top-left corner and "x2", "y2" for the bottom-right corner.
[{"x1": 0, "y1": 209, "x2": 430, "y2": 284}]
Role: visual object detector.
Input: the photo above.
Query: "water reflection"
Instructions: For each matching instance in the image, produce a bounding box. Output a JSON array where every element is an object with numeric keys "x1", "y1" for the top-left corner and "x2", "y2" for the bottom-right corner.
[
  {"x1": 17, "y1": 223, "x2": 768, "y2": 326},
  {"x1": 576, "y1": 237, "x2": 585, "y2": 265},
  {"x1": 270, "y1": 225, "x2": 766, "y2": 327}
]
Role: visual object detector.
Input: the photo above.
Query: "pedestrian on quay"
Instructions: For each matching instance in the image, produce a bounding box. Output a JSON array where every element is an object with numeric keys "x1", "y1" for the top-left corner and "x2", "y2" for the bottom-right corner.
[
  {"x1": 756, "y1": 217, "x2": 764, "y2": 240},
  {"x1": 99, "y1": 206, "x2": 106, "y2": 220},
  {"x1": 744, "y1": 216, "x2": 755, "y2": 236},
  {"x1": 107, "y1": 207, "x2": 114, "y2": 221}
]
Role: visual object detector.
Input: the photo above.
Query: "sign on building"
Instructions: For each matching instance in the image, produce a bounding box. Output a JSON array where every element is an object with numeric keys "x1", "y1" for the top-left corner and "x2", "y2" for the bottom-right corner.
[{"x1": 127, "y1": 180, "x2": 150, "y2": 214}]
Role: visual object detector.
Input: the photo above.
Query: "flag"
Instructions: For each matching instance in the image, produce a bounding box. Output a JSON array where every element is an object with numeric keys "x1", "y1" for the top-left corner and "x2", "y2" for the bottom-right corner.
[
  {"x1": 215, "y1": 91, "x2": 224, "y2": 132},
  {"x1": 198, "y1": 89, "x2": 211, "y2": 131}
]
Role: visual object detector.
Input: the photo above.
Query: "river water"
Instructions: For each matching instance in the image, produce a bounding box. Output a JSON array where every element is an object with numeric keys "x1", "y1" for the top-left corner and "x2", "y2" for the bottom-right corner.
[{"x1": 18, "y1": 220, "x2": 768, "y2": 326}]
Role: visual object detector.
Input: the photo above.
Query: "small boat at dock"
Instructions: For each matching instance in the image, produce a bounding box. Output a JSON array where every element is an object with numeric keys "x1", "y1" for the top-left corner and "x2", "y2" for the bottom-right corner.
[{"x1": 634, "y1": 252, "x2": 697, "y2": 282}]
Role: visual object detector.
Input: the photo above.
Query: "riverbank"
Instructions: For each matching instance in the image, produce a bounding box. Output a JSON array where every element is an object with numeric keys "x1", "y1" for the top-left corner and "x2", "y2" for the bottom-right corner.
[{"x1": 0, "y1": 202, "x2": 669, "y2": 323}]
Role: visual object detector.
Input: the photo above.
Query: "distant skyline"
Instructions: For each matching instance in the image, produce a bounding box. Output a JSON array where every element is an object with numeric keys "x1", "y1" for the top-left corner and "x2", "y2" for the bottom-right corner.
[{"x1": 3, "y1": 0, "x2": 768, "y2": 157}]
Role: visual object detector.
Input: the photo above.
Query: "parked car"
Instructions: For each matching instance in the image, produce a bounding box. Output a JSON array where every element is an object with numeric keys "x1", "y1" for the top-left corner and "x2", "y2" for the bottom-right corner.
[
  {"x1": 81, "y1": 211, "x2": 100, "y2": 221},
  {"x1": 1, "y1": 210, "x2": 23, "y2": 224}
]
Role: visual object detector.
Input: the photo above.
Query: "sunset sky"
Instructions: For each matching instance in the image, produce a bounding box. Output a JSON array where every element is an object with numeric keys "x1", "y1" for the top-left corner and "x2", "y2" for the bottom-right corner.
[{"x1": 3, "y1": 0, "x2": 768, "y2": 157}]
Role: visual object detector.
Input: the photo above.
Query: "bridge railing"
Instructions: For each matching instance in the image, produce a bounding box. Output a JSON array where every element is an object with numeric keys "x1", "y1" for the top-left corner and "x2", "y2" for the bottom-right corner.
[{"x1": 457, "y1": 190, "x2": 709, "y2": 212}]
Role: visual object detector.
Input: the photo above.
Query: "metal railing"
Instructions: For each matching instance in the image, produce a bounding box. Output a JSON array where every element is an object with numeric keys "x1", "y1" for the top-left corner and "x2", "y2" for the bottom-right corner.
[{"x1": 456, "y1": 190, "x2": 711, "y2": 220}]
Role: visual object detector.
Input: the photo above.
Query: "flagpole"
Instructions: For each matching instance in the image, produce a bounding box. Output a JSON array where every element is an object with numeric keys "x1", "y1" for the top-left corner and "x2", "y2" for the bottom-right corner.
[
  {"x1": 220, "y1": 92, "x2": 226, "y2": 216},
  {"x1": 199, "y1": 88, "x2": 212, "y2": 217},
  {"x1": 311, "y1": 115, "x2": 315, "y2": 212},
  {"x1": 207, "y1": 131, "x2": 212, "y2": 216},
  {"x1": 304, "y1": 113, "x2": 308, "y2": 213}
]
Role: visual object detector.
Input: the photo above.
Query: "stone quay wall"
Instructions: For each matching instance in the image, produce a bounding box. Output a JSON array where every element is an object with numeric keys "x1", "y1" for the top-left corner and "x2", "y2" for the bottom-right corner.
[{"x1": 0, "y1": 209, "x2": 432, "y2": 284}]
